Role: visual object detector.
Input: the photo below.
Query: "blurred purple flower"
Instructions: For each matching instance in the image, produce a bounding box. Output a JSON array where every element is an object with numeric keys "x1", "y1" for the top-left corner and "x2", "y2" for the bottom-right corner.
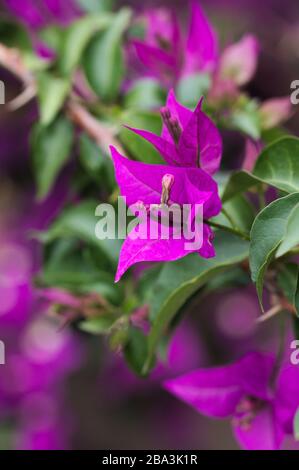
[
  {"x1": 242, "y1": 139, "x2": 263, "y2": 172},
  {"x1": 259, "y1": 97, "x2": 293, "y2": 130},
  {"x1": 5, "y1": 0, "x2": 81, "y2": 29},
  {"x1": 133, "y1": 0, "x2": 217, "y2": 85},
  {"x1": 218, "y1": 35, "x2": 260, "y2": 87},
  {"x1": 164, "y1": 351, "x2": 299, "y2": 450}
]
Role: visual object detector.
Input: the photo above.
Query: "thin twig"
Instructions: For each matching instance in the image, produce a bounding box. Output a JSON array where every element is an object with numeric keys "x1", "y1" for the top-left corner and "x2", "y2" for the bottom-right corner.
[
  {"x1": 205, "y1": 218, "x2": 250, "y2": 241},
  {"x1": 256, "y1": 304, "x2": 283, "y2": 323},
  {"x1": 0, "y1": 43, "x2": 124, "y2": 155}
]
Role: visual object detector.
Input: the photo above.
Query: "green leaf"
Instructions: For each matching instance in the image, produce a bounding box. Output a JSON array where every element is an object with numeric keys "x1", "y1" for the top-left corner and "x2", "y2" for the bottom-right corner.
[
  {"x1": 38, "y1": 200, "x2": 121, "y2": 265},
  {"x1": 276, "y1": 204, "x2": 299, "y2": 257},
  {"x1": 76, "y1": 0, "x2": 114, "y2": 12},
  {"x1": 176, "y1": 73, "x2": 211, "y2": 108},
  {"x1": 39, "y1": 25, "x2": 62, "y2": 52},
  {"x1": 124, "y1": 326, "x2": 148, "y2": 376},
  {"x1": 119, "y1": 110, "x2": 163, "y2": 164},
  {"x1": 230, "y1": 108, "x2": 261, "y2": 140},
  {"x1": 79, "y1": 133, "x2": 115, "y2": 189},
  {"x1": 83, "y1": 8, "x2": 131, "y2": 101},
  {"x1": 212, "y1": 194, "x2": 255, "y2": 233},
  {"x1": 294, "y1": 408, "x2": 299, "y2": 440},
  {"x1": 143, "y1": 231, "x2": 249, "y2": 373},
  {"x1": 124, "y1": 78, "x2": 166, "y2": 110},
  {"x1": 249, "y1": 193, "x2": 299, "y2": 308},
  {"x1": 37, "y1": 72, "x2": 71, "y2": 126},
  {"x1": 31, "y1": 116, "x2": 73, "y2": 201},
  {"x1": 277, "y1": 264, "x2": 299, "y2": 318},
  {"x1": 79, "y1": 314, "x2": 116, "y2": 334},
  {"x1": 39, "y1": 239, "x2": 121, "y2": 303},
  {"x1": 223, "y1": 137, "x2": 299, "y2": 202},
  {"x1": 57, "y1": 13, "x2": 112, "y2": 75},
  {"x1": 0, "y1": 19, "x2": 32, "y2": 51}
]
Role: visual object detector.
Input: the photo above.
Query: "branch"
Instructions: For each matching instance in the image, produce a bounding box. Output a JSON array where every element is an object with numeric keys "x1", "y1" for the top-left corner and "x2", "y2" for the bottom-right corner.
[{"x1": 0, "y1": 43, "x2": 124, "y2": 154}]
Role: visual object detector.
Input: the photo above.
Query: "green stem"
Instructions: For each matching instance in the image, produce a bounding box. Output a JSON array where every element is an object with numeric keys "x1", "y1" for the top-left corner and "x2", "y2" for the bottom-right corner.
[
  {"x1": 221, "y1": 207, "x2": 237, "y2": 229},
  {"x1": 205, "y1": 219, "x2": 250, "y2": 241},
  {"x1": 270, "y1": 313, "x2": 286, "y2": 390}
]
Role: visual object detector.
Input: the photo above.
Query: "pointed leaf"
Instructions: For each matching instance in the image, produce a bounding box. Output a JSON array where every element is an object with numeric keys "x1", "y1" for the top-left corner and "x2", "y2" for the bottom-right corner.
[
  {"x1": 249, "y1": 193, "x2": 299, "y2": 308},
  {"x1": 83, "y1": 8, "x2": 131, "y2": 101},
  {"x1": 223, "y1": 137, "x2": 299, "y2": 202},
  {"x1": 31, "y1": 116, "x2": 73, "y2": 201}
]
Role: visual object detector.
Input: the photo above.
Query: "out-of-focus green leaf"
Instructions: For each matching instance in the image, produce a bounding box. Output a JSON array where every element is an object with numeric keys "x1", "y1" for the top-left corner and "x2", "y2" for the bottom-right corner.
[
  {"x1": 230, "y1": 100, "x2": 261, "y2": 140},
  {"x1": 38, "y1": 200, "x2": 121, "y2": 265},
  {"x1": 277, "y1": 264, "x2": 299, "y2": 318},
  {"x1": 212, "y1": 194, "x2": 255, "y2": 233},
  {"x1": 83, "y1": 8, "x2": 131, "y2": 101},
  {"x1": 249, "y1": 193, "x2": 299, "y2": 308},
  {"x1": 79, "y1": 314, "x2": 116, "y2": 334},
  {"x1": 58, "y1": 13, "x2": 112, "y2": 75},
  {"x1": 79, "y1": 133, "x2": 115, "y2": 189},
  {"x1": 119, "y1": 110, "x2": 163, "y2": 164},
  {"x1": 124, "y1": 78, "x2": 166, "y2": 110},
  {"x1": 143, "y1": 232, "x2": 249, "y2": 373},
  {"x1": 222, "y1": 137, "x2": 299, "y2": 202},
  {"x1": 37, "y1": 72, "x2": 70, "y2": 126},
  {"x1": 31, "y1": 116, "x2": 73, "y2": 201},
  {"x1": 39, "y1": 25, "x2": 62, "y2": 52},
  {"x1": 76, "y1": 0, "x2": 114, "y2": 12},
  {"x1": 276, "y1": 204, "x2": 299, "y2": 257},
  {"x1": 0, "y1": 19, "x2": 32, "y2": 50},
  {"x1": 124, "y1": 326, "x2": 148, "y2": 376},
  {"x1": 176, "y1": 73, "x2": 211, "y2": 108},
  {"x1": 39, "y1": 239, "x2": 121, "y2": 302}
]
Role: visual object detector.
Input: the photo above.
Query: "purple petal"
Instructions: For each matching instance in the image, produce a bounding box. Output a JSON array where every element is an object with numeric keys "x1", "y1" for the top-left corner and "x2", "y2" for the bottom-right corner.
[
  {"x1": 164, "y1": 362, "x2": 244, "y2": 418},
  {"x1": 178, "y1": 99, "x2": 222, "y2": 174},
  {"x1": 125, "y1": 126, "x2": 179, "y2": 166},
  {"x1": 219, "y1": 34, "x2": 260, "y2": 86},
  {"x1": 164, "y1": 352, "x2": 274, "y2": 419},
  {"x1": 110, "y1": 146, "x2": 218, "y2": 209},
  {"x1": 260, "y1": 97, "x2": 293, "y2": 130},
  {"x1": 198, "y1": 224, "x2": 215, "y2": 258},
  {"x1": 182, "y1": 0, "x2": 218, "y2": 76},
  {"x1": 161, "y1": 89, "x2": 193, "y2": 142},
  {"x1": 115, "y1": 221, "x2": 191, "y2": 282},
  {"x1": 133, "y1": 40, "x2": 176, "y2": 83},
  {"x1": 242, "y1": 139, "x2": 263, "y2": 172},
  {"x1": 274, "y1": 363, "x2": 299, "y2": 434},
  {"x1": 233, "y1": 406, "x2": 284, "y2": 450}
]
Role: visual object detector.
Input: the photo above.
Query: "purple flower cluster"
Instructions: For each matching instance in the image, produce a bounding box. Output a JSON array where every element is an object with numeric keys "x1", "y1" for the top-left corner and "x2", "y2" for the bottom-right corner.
[{"x1": 111, "y1": 91, "x2": 222, "y2": 281}]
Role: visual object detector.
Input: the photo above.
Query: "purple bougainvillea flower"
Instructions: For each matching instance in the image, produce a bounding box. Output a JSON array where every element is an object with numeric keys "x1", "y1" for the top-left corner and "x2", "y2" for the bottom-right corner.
[
  {"x1": 181, "y1": 0, "x2": 218, "y2": 77},
  {"x1": 133, "y1": 1, "x2": 217, "y2": 85},
  {"x1": 133, "y1": 8, "x2": 182, "y2": 84},
  {"x1": 164, "y1": 352, "x2": 299, "y2": 450},
  {"x1": 5, "y1": 0, "x2": 81, "y2": 29},
  {"x1": 110, "y1": 145, "x2": 221, "y2": 282},
  {"x1": 259, "y1": 97, "x2": 293, "y2": 130},
  {"x1": 242, "y1": 139, "x2": 263, "y2": 172},
  {"x1": 218, "y1": 35, "x2": 260, "y2": 87},
  {"x1": 128, "y1": 90, "x2": 222, "y2": 176}
]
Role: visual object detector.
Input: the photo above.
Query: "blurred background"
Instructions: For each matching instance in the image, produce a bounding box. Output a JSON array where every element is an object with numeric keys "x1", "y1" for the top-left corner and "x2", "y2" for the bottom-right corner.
[{"x1": 0, "y1": 0, "x2": 298, "y2": 450}]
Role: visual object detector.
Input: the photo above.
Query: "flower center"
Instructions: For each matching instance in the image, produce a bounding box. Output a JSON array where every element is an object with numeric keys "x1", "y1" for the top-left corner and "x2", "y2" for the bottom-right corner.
[
  {"x1": 161, "y1": 173, "x2": 174, "y2": 205},
  {"x1": 155, "y1": 34, "x2": 172, "y2": 52},
  {"x1": 160, "y1": 107, "x2": 182, "y2": 145},
  {"x1": 232, "y1": 396, "x2": 265, "y2": 431}
]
